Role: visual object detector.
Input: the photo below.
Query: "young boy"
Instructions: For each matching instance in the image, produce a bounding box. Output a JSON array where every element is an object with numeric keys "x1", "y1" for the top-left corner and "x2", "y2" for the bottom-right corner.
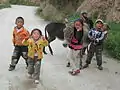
[
  {"x1": 22, "y1": 29, "x2": 48, "y2": 84},
  {"x1": 8, "y1": 17, "x2": 30, "y2": 71},
  {"x1": 83, "y1": 19, "x2": 105, "y2": 70}
]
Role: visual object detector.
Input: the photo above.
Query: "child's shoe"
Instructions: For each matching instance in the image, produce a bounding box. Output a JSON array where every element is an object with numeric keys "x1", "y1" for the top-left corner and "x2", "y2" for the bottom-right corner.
[
  {"x1": 66, "y1": 62, "x2": 70, "y2": 67},
  {"x1": 83, "y1": 64, "x2": 89, "y2": 69},
  {"x1": 8, "y1": 65, "x2": 15, "y2": 71},
  {"x1": 69, "y1": 69, "x2": 80, "y2": 76},
  {"x1": 98, "y1": 66, "x2": 103, "y2": 70},
  {"x1": 75, "y1": 69, "x2": 80, "y2": 73},
  {"x1": 34, "y1": 80, "x2": 39, "y2": 84},
  {"x1": 27, "y1": 73, "x2": 32, "y2": 79}
]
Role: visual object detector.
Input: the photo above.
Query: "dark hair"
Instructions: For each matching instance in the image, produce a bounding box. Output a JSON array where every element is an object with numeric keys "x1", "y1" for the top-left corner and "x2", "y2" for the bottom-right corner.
[
  {"x1": 15, "y1": 17, "x2": 24, "y2": 24},
  {"x1": 31, "y1": 28, "x2": 42, "y2": 36},
  {"x1": 74, "y1": 19, "x2": 84, "y2": 26}
]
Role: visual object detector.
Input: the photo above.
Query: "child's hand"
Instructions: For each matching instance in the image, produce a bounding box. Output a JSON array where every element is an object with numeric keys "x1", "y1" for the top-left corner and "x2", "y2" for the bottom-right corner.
[
  {"x1": 63, "y1": 43, "x2": 68, "y2": 48},
  {"x1": 24, "y1": 37, "x2": 29, "y2": 40},
  {"x1": 41, "y1": 36, "x2": 46, "y2": 40}
]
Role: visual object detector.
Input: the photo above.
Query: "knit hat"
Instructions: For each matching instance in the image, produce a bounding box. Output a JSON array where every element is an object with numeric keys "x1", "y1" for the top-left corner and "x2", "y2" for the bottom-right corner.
[
  {"x1": 95, "y1": 19, "x2": 104, "y2": 24},
  {"x1": 81, "y1": 10, "x2": 87, "y2": 14}
]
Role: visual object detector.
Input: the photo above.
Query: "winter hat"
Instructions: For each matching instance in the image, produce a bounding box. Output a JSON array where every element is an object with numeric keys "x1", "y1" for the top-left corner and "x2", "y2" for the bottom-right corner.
[
  {"x1": 95, "y1": 19, "x2": 104, "y2": 24},
  {"x1": 81, "y1": 10, "x2": 87, "y2": 15}
]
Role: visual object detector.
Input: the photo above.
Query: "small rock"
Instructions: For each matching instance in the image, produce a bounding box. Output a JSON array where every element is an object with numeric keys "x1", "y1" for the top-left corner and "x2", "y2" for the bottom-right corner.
[
  {"x1": 115, "y1": 72, "x2": 118, "y2": 74},
  {"x1": 103, "y1": 61, "x2": 107, "y2": 63}
]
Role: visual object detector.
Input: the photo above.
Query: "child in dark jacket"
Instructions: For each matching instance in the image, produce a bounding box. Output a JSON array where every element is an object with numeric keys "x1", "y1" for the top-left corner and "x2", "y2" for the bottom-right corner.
[{"x1": 83, "y1": 19, "x2": 105, "y2": 70}]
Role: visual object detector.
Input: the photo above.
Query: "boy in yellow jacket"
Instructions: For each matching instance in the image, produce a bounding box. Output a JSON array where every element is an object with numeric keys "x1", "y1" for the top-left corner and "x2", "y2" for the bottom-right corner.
[
  {"x1": 8, "y1": 17, "x2": 30, "y2": 71},
  {"x1": 22, "y1": 28, "x2": 48, "y2": 84}
]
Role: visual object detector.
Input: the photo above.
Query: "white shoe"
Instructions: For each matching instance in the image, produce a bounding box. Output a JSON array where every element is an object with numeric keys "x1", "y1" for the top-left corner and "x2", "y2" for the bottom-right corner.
[
  {"x1": 35, "y1": 80, "x2": 39, "y2": 84},
  {"x1": 27, "y1": 73, "x2": 32, "y2": 79}
]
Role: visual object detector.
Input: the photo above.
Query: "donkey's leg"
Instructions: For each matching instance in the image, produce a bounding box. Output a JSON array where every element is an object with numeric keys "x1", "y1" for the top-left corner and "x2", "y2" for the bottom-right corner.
[
  {"x1": 48, "y1": 36, "x2": 56, "y2": 55},
  {"x1": 48, "y1": 45, "x2": 53, "y2": 55},
  {"x1": 43, "y1": 47, "x2": 47, "y2": 54}
]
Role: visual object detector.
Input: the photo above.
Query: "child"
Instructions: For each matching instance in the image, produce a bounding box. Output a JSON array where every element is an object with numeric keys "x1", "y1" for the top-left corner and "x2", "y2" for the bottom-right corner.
[
  {"x1": 102, "y1": 23, "x2": 110, "y2": 39},
  {"x1": 64, "y1": 19, "x2": 84, "y2": 76},
  {"x1": 83, "y1": 19, "x2": 105, "y2": 70},
  {"x1": 22, "y1": 28, "x2": 48, "y2": 84},
  {"x1": 8, "y1": 17, "x2": 30, "y2": 71}
]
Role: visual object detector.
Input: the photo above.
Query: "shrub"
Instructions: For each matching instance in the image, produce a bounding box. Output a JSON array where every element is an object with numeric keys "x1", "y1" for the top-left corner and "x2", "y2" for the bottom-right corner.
[
  {"x1": 9, "y1": 0, "x2": 39, "y2": 6},
  {"x1": 104, "y1": 22, "x2": 120, "y2": 60},
  {"x1": 0, "y1": 3, "x2": 11, "y2": 9}
]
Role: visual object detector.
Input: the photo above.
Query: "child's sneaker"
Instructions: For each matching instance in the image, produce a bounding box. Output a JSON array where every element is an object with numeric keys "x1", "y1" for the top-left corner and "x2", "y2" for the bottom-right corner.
[
  {"x1": 69, "y1": 69, "x2": 80, "y2": 76},
  {"x1": 98, "y1": 66, "x2": 103, "y2": 70},
  {"x1": 66, "y1": 62, "x2": 70, "y2": 67},
  {"x1": 8, "y1": 65, "x2": 15, "y2": 71},
  {"x1": 75, "y1": 69, "x2": 80, "y2": 73},
  {"x1": 34, "y1": 80, "x2": 39, "y2": 84},
  {"x1": 83, "y1": 64, "x2": 89, "y2": 69}
]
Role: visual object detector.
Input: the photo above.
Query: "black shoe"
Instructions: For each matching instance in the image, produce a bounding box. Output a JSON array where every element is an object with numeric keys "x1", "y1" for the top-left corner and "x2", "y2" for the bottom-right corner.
[
  {"x1": 8, "y1": 65, "x2": 15, "y2": 71},
  {"x1": 66, "y1": 62, "x2": 70, "y2": 67},
  {"x1": 98, "y1": 66, "x2": 103, "y2": 70},
  {"x1": 83, "y1": 64, "x2": 89, "y2": 69},
  {"x1": 79, "y1": 65, "x2": 83, "y2": 70}
]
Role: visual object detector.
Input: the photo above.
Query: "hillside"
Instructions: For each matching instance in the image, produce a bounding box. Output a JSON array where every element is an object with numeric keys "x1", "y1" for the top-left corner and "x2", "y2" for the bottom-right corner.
[
  {"x1": 36, "y1": 0, "x2": 120, "y2": 22},
  {"x1": 77, "y1": 0, "x2": 120, "y2": 23}
]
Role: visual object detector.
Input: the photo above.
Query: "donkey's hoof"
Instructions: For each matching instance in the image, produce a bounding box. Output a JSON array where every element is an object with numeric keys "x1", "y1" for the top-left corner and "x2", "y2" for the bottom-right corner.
[
  {"x1": 44, "y1": 52, "x2": 47, "y2": 54},
  {"x1": 51, "y1": 53, "x2": 53, "y2": 55}
]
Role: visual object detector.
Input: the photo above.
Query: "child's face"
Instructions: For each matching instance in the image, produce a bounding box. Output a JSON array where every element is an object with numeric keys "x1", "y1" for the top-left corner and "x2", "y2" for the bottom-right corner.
[
  {"x1": 102, "y1": 25, "x2": 107, "y2": 31},
  {"x1": 32, "y1": 30, "x2": 41, "y2": 41},
  {"x1": 82, "y1": 13, "x2": 87, "y2": 18},
  {"x1": 74, "y1": 21, "x2": 83, "y2": 31},
  {"x1": 96, "y1": 22, "x2": 103, "y2": 29},
  {"x1": 16, "y1": 19, "x2": 24, "y2": 29}
]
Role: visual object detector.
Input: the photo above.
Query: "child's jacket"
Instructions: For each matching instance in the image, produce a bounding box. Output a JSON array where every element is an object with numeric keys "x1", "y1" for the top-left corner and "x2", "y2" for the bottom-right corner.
[
  {"x1": 88, "y1": 28, "x2": 105, "y2": 45},
  {"x1": 69, "y1": 28, "x2": 83, "y2": 50},
  {"x1": 12, "y1": 27, "x2": 30, "y2": 46},
  {"x1": 22, "y1": 38, "x2": 48, "y2": 60}
]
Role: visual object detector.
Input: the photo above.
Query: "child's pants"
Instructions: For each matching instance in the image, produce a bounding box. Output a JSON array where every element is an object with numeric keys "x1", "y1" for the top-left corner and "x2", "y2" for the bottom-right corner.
[
  {"x1": 10, "y1": 46, "x2": 28, "y2": 67},
  {"x1": 85, "y1": 43, "x2": 103, "y2": 66},
  {"x1": 27, "y1": 57, "x2": 41, "y2": 80},
  {"x1": 67, "y1": 49, "x2": 82, "y2": 71}
]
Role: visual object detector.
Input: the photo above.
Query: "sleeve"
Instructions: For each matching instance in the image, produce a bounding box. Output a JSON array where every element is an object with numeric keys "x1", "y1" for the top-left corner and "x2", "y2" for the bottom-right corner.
[
  {"x1": 103, "y1": 31, "x2": 108, "y2": 40},
  {"x1": 24, "y1": 30, "x2": 30, "y2": 40},
  {"x1": 97, "y1": 32, "x2": 105, "y2": 41},
  {"x1": 40, "y1": 39, "x2": 48, "y2": 47},
  {"x1": 63, "y1": 26, "x2": 74, "y2": 43},
  {"x1": 88, "y1": 30, "x2": 93, "y2": 39},
  {"x1": 22, "y1": 39, "x2": 29, "y2": 46},
  {"x1": 12, "y1": 30, "x2": 15, "y2": 45}
]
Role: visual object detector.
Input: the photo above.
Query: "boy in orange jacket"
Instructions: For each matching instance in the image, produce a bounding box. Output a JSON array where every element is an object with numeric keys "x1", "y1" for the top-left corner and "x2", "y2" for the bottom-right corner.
[{"x1": 8, "y1": 17, "x2": 30, "y2": 71}]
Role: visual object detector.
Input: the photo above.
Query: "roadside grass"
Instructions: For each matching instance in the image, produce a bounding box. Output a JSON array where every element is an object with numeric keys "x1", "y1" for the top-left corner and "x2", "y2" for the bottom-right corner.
[
  {"x1": 0, "y1": 3, "x2": 11, "y2": 9},
  {"x1": 104, "y1": 22, "x2": 120, "y2": 60}
]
